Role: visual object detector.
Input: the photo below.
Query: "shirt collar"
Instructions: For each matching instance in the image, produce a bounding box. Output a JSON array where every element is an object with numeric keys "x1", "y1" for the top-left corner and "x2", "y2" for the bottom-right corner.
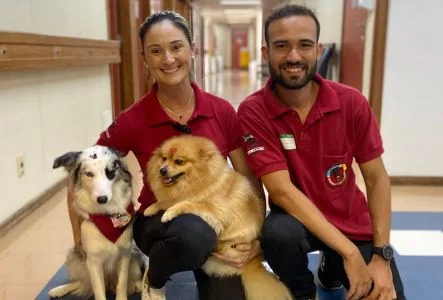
[
  {"x1": 263, "y1": 73, "x2": 341, "y2": 119},
  {"x1": 145, "y1": 81, "x2": 213, "y2": 127}
]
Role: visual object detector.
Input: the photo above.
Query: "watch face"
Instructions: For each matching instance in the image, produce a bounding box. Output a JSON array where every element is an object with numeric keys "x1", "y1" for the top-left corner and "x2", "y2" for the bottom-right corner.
[{"x1": 382, "y1": 246, "x2": 394, "y2": 259}]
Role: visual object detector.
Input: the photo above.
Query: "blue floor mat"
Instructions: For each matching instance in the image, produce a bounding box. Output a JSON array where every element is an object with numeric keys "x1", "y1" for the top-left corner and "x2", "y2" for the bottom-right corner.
[{"x1": 36, "y1": 212, "x2": 443, "y2": 299}]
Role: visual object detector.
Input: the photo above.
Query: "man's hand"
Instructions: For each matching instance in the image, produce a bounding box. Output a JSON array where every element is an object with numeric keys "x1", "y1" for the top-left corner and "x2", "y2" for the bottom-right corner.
[
  {"x1": 363, "y1": 255, "x2": 396, "y2": 300},
  {"x1": 211, "y1": 240, "x2": 261, "y2": 269},
  {"x1": 343, "y1": 248, "x2": 373, "y2": 300}
]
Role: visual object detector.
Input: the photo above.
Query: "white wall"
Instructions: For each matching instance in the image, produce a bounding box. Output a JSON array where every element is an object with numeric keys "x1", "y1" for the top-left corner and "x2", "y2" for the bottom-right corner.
[
  {"x1": 304, "y1": 0, "x2": 344, "y2": 82},
  {"x1": 0, "y1": 0, "x2": 112, "y2": 223},
  {"x1": 381, "y1": 0, "x2": 443, "y2": 176}
]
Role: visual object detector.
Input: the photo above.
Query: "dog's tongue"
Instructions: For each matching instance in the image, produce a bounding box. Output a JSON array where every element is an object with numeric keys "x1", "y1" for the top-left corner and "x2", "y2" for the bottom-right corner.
[{"x1": 163, "y1": 177, "x2": 173, "y2": 184}]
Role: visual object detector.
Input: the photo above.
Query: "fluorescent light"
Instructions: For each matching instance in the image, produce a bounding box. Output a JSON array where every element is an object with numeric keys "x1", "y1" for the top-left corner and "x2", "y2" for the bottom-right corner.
[{"x1": 220, "y1": 0, "x2": 261, "y2": 5}]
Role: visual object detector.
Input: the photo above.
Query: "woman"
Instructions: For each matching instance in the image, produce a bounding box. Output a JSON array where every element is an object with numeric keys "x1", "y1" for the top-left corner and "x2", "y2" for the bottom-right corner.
[{"x1": 95, "y1": 11, "x2": 263, "y2": 300}]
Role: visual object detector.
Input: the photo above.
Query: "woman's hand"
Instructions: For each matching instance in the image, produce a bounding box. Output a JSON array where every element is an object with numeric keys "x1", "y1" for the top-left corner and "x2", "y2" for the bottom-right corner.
[{"x1": 211, "y1": 240, "x2": 261, "y2": 269}]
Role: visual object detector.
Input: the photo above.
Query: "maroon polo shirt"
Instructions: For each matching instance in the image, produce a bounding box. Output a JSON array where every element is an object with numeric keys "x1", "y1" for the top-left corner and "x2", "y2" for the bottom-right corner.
[
  {"x1": 97, "y1": 82, "x2": 241, "y2": 212},
  {"x1": 237, "y1": 74, "x2": 383, "y2": 240}
]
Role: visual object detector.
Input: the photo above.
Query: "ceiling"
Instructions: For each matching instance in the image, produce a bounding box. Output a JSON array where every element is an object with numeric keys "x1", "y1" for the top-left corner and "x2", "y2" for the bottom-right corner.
[{"x1": 198, "y1": 0, "x2": 262, "y2": 25}]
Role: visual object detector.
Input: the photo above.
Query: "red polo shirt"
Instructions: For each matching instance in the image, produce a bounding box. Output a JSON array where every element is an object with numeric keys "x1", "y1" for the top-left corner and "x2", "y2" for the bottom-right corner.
[
  {"x1": 237, "y1": 74, "x2": 383, "y2": 240},
  {"x1": 97, "y1": 82, "x2": 241, "y2": 212}
]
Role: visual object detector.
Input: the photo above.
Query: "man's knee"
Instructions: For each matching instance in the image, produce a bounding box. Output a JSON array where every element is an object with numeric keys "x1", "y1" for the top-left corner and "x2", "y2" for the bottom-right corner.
[
  {"x1": 261, "y1": 211, "x2": 309, "y2": 253},
  {"x1": 168, "y1": 214, "x2": 217, "y2": 258}
]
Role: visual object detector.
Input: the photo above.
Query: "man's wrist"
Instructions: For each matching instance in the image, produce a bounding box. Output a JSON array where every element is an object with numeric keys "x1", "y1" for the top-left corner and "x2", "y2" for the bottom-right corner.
[
  {"x1": 372, "y1": 244, "x2": 394, "y2": 261},
  {"x1": 340, "y1": 243, "x2": 360, "y2": 260},
  {"x1": 372, "y1": 253, "x2": 391, "y2": 265}
]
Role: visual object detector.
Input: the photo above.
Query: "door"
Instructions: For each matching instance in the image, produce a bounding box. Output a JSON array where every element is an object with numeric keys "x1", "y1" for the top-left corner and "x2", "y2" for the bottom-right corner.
[
  {"x1": 231, "y1": 27, "x2": 248, "y2": 69},
  {"x1": 339, "y1": 0, "x2": 368, "y2": 91}
]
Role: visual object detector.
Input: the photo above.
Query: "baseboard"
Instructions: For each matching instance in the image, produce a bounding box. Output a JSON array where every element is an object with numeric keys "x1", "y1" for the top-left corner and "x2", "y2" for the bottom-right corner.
[
  {"x1": 390, "y1": 176, "x2": 443, "y2": 186},
  {"x1": 0, "y1": 177, "x2": 67, "y2": 238}
]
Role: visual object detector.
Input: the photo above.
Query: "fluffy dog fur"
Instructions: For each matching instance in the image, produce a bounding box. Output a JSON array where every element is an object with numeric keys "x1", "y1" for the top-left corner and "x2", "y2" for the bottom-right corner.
[
  {"x1": 49, "y1": 146, "x2": 144, "y2": 300},
  {"x1": 144, "y1": 136, "x2": 292, "y2": 300}
]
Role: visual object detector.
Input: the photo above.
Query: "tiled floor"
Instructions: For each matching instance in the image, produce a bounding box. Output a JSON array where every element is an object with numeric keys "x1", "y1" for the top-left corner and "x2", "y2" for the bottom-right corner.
[{"x1": 1, "y1": 70, "x2": 443, "y2": 300}]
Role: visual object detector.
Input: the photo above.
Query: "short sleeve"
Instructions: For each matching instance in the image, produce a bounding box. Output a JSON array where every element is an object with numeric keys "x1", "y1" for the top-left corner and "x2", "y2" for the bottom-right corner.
[
  {"x1": 353, "y1": 95, "x2": 384, "y2": 164},
  {"x1": 237, "y1": 102, "x2": 288, "y2": 178},
  {"x1": 96, "y1": 112, "x2": 133, "y2": 156}
]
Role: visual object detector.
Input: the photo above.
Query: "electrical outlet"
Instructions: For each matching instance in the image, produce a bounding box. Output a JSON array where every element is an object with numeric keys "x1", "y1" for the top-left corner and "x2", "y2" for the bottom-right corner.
[{"x1": 16, "y1": 153, "x2": 25, "y2": 178}]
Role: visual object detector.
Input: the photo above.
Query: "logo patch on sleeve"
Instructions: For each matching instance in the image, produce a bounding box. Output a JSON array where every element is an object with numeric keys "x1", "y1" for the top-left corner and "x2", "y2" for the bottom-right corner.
[{"x1": 242, "y1": 133, "x2": 264, "y2": 156}]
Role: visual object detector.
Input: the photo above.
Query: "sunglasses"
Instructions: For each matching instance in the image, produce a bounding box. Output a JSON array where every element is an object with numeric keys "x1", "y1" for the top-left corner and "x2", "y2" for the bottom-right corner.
[{"x1": 172, "y1": 122, "x2": 192, "y2": 134}]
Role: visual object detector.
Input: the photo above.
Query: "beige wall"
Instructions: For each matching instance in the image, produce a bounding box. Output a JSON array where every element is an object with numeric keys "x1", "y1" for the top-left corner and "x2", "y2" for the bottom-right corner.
[{"x1": 0, "y1": 0, "x2": 112, "y2": 224}]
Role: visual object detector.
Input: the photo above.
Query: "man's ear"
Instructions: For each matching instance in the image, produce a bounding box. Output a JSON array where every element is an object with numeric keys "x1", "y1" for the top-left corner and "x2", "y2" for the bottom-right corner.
[
  {"x1": 53, "y1": 151, "x2": 82, "y2": 171},
  {"x1": 261, "y1": 45, "x2": 270, "y2": 62}
]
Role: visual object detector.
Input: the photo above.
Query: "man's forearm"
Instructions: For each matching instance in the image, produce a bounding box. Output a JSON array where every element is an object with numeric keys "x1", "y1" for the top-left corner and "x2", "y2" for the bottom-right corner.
[{"x1": 366, "y1": 174, "x2": 391, "y2": 246}]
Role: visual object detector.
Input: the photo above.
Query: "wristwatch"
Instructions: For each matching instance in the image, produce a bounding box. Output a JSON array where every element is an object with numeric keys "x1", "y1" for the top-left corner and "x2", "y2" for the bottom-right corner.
[{"x1": 372, "y1": 245, "x2": 394, "y2": 260}]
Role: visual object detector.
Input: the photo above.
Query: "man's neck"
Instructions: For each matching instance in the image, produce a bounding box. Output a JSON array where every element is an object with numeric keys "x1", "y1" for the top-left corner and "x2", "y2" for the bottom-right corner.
[{"x1": 274, "y1": 81, "x2": 319, "y2": 123}]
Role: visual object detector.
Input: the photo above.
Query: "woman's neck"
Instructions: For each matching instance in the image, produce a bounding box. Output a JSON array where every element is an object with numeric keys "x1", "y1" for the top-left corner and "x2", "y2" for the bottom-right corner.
[{"x1": 156, "y1": 81, "x2": 194, "y2": 109}]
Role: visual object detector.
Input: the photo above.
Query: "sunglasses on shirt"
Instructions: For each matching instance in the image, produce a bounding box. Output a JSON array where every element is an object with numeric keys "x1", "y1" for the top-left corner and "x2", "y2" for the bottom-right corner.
[{"x1": 172, "y1": 122, "x2": 192, "y2": 134}]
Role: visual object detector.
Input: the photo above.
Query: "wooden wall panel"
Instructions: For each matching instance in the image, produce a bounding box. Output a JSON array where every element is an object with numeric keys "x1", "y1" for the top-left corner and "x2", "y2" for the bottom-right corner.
[{"x1": 0, "y1": 31, "x2": 120, "y2": 71}]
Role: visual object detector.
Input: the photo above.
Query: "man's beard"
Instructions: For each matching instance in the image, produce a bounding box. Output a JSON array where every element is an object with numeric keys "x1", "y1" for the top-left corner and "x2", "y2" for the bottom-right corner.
[{"x1": 269, "y1": 61, "x2": 317, "y2": 90}]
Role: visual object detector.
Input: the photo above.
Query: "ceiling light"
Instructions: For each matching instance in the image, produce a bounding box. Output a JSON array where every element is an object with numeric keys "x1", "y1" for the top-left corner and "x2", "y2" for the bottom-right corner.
[{"x1": 220, "y1": 0, "x2": 261, "y2": 5}]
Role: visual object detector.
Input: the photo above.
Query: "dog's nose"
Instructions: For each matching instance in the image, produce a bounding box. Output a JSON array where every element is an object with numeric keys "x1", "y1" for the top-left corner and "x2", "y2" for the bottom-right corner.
[
  {"x1": 97, "y1": 196, "x2": 108, "y2": 204},
  {"x1": 159, "y1": 167, "x2": 168, "y2": 176}
]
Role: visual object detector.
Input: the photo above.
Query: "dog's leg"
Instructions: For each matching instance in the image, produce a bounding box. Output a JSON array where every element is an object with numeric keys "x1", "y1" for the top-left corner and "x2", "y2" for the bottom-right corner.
[
  {"x1": 115, "y1": 253, "x2": 131, "y2": 300},
  {"x1": 161, "y1": 201, "x2": 223, "y2": 234},
  {"x1": 143, "y1": 202, "x2": 163, "y2": 217},
  {"x1": 48, "y1": 282, "x2": 81, "y2": 298},
  {"x1": 86, "y1": 259, "x2": 107, "y2": 300}
]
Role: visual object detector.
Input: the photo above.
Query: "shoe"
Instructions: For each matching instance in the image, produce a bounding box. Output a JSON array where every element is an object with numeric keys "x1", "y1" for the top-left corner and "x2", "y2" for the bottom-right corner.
[
  {"x1": 141, "y1": 267, "x2": 166, "y2": 300},
  {"x1": 316, "y1": 252, "x2": 344, "y2": 291}
]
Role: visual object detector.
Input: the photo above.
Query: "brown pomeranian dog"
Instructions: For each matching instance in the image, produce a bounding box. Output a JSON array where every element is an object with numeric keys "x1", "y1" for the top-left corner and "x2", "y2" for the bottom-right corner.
[{"x1": 143, "y1": 135, "x2": 292, "y2": 300}]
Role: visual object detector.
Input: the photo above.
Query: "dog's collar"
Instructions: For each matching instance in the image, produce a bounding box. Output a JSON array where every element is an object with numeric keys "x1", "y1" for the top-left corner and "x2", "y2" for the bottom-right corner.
[{"x1": 89, "y1": 204, "x2": 135, "y2": 243}]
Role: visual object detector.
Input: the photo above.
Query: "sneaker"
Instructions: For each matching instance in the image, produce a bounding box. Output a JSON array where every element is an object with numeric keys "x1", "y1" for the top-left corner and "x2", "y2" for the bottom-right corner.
[
  {"x1": 316, "y1": 252, "x2": 344, "y2": 291},
  {"x1": 141, "y1": 267, "x2": 166, "y2": 300}
]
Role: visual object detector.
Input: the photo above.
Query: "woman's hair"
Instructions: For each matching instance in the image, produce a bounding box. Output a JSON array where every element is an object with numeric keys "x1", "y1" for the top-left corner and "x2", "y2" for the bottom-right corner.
[{"x1": 139, "y1": 10, "x2": 192, "y2": 53}]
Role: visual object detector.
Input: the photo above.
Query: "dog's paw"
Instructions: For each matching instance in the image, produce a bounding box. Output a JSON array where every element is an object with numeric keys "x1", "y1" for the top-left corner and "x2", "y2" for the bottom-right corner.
[
  {"x1": 48, "y1": 287, "x2": 65, "y2": 298},
  {"x1": 143, "y1": 204, "x2": 160, "y2": 216},
  {"x1": 161, "y1": 209, "x2": 179, "y2": 223}
]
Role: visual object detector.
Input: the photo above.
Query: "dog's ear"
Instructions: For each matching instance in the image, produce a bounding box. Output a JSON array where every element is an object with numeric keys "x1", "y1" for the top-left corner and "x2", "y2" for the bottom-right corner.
[{"x1": 53, "y1": 151, "x2": 82, "y2": 170}]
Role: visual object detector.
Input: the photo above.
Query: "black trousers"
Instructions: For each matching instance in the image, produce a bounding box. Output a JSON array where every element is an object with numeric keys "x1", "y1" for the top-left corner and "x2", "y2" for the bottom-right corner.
[
  {"x1": 261, "y1": 206, "x2": 406, "y2": 300},
  {"x1": 133, "y1": 211, "x2": 246, "y2": 300}
]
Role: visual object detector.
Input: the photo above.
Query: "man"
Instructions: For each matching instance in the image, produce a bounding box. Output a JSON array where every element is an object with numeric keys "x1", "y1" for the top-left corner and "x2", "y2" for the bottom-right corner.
[{"x1": 237, "y1": 5, "x2": 405, "y2": 300}]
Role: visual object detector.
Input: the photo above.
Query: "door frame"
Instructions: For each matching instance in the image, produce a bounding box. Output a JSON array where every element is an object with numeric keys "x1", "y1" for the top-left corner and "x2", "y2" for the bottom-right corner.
[{"x1": 368, "y1": 0, "x2": 389, "y2": 126}]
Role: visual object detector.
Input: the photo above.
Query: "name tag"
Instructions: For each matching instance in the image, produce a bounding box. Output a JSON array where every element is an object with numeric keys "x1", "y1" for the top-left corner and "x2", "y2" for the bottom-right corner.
[{"x1": 279, "y1": 134, "x2": 296, "y2": 150}]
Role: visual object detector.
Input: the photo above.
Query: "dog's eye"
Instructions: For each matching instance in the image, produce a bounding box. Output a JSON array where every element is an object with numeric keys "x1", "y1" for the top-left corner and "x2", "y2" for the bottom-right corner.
[
  {"x1": 84, "y1": 171, "x2": 94, "y2": 178},
  {"x1": 105, "y1": 168, "x2": 116, "y2": 180},
  {"x1": 174, "y1": 159, "x2": 185, "y2": 165},
  {"x1": 162, "y1": 157, "x2": 167, "y2": 162}
]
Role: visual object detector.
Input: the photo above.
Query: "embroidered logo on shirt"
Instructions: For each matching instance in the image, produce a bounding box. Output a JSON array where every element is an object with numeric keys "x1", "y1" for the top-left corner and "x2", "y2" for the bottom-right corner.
[
  {"x1": 242, "y1": 133, "x2": 264, "y2": 156},
  {"x1": 279, "y1": 134, "x2": 296, "y2": 150},
  {"x1": 247, "y1": 146, "x2": 265, "y2": 155},
  {"x1": 326, "y1": 163, "x2": 347, "y2": 186},
  {"x1": 243, "y1": 133, "x2": 256, "y2": 145}
]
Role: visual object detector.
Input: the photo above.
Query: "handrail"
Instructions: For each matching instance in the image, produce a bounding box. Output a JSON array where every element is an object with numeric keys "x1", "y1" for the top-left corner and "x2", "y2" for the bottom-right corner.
[{"x1": 0, "y1": 31, "x2": 120, "y2": 71}]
